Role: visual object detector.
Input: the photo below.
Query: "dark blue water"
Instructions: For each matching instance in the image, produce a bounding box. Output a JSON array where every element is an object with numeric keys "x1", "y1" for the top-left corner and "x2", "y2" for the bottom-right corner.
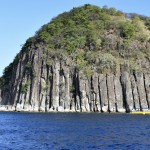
[{"x1": 0, "y1": 112, "x2": 150, "y2": 150}]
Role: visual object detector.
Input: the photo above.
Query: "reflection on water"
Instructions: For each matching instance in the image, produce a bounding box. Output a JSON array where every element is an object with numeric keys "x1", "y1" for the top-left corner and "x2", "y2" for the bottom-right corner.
[{"x1": 0, "y1": 112, "x2": 150, "y2": 150}]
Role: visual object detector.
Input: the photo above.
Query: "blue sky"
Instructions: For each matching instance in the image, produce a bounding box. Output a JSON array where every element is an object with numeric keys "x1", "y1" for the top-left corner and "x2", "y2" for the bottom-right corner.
[{"x1": 0, "y1": 0, "x2": 150, "y2": 76}]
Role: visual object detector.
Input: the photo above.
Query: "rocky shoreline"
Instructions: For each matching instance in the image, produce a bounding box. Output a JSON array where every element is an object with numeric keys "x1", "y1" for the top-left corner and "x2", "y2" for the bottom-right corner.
[{"x1": 0, "y1": 105, "x2": 126, "y2": 113}]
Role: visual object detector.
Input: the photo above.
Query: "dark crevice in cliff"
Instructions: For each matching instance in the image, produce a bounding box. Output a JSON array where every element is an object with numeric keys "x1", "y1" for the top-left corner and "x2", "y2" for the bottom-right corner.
[
  {"x1": 120, "y1": 75, "x2": 128, "y2": 112},
  {"x1": 49, "y1": 66, "x2": 53, "y2": 109}
]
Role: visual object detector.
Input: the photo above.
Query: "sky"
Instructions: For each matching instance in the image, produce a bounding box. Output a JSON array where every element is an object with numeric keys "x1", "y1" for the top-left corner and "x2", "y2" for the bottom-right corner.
[{"x1": 0, "y1": 0, "x2": 150, "y2": 76}]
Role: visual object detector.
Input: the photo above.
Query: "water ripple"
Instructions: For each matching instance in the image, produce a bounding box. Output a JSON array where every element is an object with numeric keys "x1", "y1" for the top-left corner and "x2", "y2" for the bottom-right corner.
[{"x1": 0, "y1": 112, "x2": 150, "y2": 149}]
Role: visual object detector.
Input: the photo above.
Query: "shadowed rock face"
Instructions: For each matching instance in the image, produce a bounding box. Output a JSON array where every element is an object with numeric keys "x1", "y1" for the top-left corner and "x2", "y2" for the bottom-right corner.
[{"x1": 0, "y1": 4, "x2": 150, "y2": 112}]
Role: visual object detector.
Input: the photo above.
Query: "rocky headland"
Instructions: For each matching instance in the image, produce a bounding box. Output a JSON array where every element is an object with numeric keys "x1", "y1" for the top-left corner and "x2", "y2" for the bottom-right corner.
[{"x1": 0, "y1": 4, "x2": 150, "y2": 112}]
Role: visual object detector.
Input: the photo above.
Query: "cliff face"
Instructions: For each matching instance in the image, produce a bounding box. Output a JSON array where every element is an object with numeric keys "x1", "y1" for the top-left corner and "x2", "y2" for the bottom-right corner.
[
  {"x1": 0, "y1": 48, "x2": 150, "y2": 112},
  {"x1": 0, "y1": 4, "x2": 150, "y2": 112}
]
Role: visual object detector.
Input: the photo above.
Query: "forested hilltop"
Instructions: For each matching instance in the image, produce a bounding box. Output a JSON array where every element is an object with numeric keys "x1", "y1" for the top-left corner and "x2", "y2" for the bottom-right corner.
[{"x1": 0, "y1": 4, "x2": 150, "y2": 112}]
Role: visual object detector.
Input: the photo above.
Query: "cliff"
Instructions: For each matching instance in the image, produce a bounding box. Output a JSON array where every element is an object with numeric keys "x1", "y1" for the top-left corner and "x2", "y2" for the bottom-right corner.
[{"x1": 0, "y1": 4, "x2": 150, "y2": 112}]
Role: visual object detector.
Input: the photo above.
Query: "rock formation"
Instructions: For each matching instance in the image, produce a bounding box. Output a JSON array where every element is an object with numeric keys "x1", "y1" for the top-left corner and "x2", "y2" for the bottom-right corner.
[{"x1": 0, "y1": 4, "x2": 150, "y2": 112}]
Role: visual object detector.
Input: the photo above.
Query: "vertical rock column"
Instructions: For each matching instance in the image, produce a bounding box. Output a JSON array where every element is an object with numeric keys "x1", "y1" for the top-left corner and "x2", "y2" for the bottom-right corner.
[
  {"x1": 130, "y1": 75, "x2": 140, "y2": 110},
  {"x1": 144, "y1": 74, "x2": 150, "y2": 108},
  {"x1": 79, "y1": 78, "x2": 89, "y2": 112},
  {"x1": 16, "y1": 76, "x2": 28, "y2": 110},
  {"x1": 30, "y1": 53, "x2": 40, "y2": 111},
  {"x1": 75, "y1": 73, "x2": 81, "y2": 111},
  {"x1": 46, "y1": 66, "x2": 53, "y2": 111},
  {"x1": 135, "y1": 72, "x2": 148, "y2": 110},
  {"x1": 11, "y1": 61, "x2": 21, "y2": 105},
  {"x1": 106, "y1": 74, "x2": 116, "y2": 112},
  {"x1": 64, "y1": 67, "x2": 71, "y2": 111},
  {"x1": 51, "y1": 60, "x2": 60, "y2": 110},
  {"x1": 69, "y1": 70, "x2": 76, "y2": 111},
  {"x1": 92, "y1": 74, "x2": 101, "y2": 112},
  {"x1": 24, "y1": 78, "x2": 32, "y2": 111},
  {"x1": 58, "y1": 68, "x2": 65, "y2": 112},
  {"x1": 85, "y1": 79, "x2": 90, "y2": 112},
  {"x1": 121, "y1": 71, "x2": 134, "y2": 112},
  {"x1": 39, "y1": 62, "x2": 47, "y2": 112},
  {"x1": 114, "y1": 74, "x2": 125, "y2": 112},
  {"x1": 98, "y1": 74, "x2": 109, "y2": 112}
]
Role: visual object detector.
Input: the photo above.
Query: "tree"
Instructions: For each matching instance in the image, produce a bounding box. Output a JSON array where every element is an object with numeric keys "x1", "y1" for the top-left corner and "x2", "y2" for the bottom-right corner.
[{"x1": 120, "y1": 22, "x2": 135, "y2": 39}]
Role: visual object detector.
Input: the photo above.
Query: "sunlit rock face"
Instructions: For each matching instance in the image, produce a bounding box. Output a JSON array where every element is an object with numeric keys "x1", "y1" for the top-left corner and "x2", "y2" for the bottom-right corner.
[{"x1": 0, "y1": 52, "x2": 150, "y2": 112}]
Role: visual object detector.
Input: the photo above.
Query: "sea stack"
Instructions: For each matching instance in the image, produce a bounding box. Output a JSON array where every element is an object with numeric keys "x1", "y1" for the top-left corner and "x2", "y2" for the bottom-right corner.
[{"x1": 0, "y1": 4, "x2": 150, "y2": 112}]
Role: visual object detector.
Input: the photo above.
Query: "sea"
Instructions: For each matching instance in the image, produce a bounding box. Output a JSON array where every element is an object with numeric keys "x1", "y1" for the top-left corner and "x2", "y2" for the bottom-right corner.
[{"x1": 0, "y1": 112, "x2": 150, "y2": 150}]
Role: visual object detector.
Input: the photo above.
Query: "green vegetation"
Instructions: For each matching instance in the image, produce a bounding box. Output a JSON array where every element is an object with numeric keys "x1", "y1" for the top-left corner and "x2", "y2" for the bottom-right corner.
[
  {"x1": 46, "y1": 59, "x2": 53, "y2": 66},
  {"x1": 0, "y1": 4, "x2": 150, "y2": 87},
  {"x1": 120, "y1": 22, "x2": 135, "y2": 39},
  {"x1": 21, "y1": 80, "x2": 31, "y2": 94},
  {"x1": 0, "y1": 63, "x2": 13, "y2": 88},
  {"x1": 25, "y1": 62, "x2": 32, "y2": 70},
  {"x1": 145, "y1": 18, "x2": 150, "y2": 30}
]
